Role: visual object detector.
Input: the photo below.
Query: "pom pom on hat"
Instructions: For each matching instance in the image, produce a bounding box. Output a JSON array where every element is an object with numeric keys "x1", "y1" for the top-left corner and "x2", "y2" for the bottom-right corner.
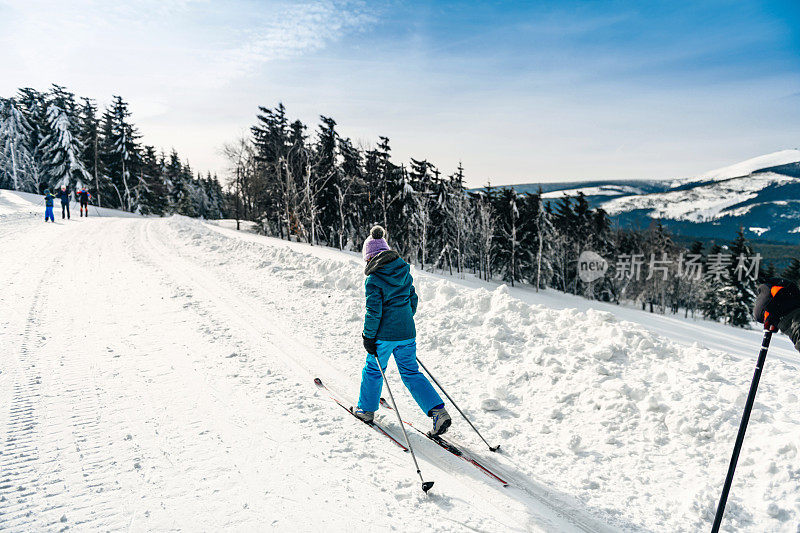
[
  {"x1": 363, "y1": 225, "x2": 390, "y2": 261},
  {"x1": 370, "y1": 225, "x2": 385, "y2": 239}
]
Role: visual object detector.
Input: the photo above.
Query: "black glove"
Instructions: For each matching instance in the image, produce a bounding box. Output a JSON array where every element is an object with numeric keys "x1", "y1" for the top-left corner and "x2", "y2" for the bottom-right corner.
[
  {"x1": 753, "y1": 279, "x2": 800, "y2": 330},
  {"x1": 362, "y1": 334, "x2": 377, "y2": 355}
]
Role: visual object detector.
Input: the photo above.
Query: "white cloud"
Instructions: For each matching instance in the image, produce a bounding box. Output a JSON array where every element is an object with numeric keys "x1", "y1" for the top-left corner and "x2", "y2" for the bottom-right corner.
[
  {"x1": 0, "y1": 0, "x2": 375, "y2": 93},
  {"x1": 205, "y1": 1, "x2": 376, "y2": 86},
  {"x1": 0, "y1": 0, "x2": 376, "y2": 176}
]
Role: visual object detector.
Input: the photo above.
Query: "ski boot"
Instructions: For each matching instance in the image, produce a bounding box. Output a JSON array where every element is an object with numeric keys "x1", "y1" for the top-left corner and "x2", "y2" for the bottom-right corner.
[
  {"x1": 352, "y1": 408, "x2": 374, "y2": 424},
  {"x1": 430, "y1": 406, "x2": 451, "y2": 436}
]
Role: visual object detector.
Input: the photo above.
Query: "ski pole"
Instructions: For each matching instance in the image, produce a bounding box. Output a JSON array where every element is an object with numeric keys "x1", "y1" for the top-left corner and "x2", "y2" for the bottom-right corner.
[
  {"x1": 416, "y1": 356, "x2": 500, "y2": 452},
  {"x1": 374, "y1": 353, "x2": 434, "y2": 493},
  {"x1": 711, "y1": 328, "x2": 773, "y2": 533}
]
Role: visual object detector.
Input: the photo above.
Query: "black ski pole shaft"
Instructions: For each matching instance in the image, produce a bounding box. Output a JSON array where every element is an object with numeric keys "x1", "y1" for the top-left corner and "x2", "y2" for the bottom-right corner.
[
  {"x1": 416, "y1": 356, "x2": 500, "y2": 452},
  {"x1": 711, "y1": 329, "x2": 772, "y2": 533},
  {"x1": 374, "y1": 353, "x2": 433, "y2": 493}
]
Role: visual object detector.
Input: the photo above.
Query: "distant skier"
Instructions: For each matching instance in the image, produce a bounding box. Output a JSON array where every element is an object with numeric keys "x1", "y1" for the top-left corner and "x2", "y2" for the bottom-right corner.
[
  {"x1": 43, "y1": 189, "x2": 55, "y2": 222},
  {"x1": 754, "y1": 279, "x2": 800, "y2": 351},
  {"x1": 57, "y1": 186, "x2": 71, "y2": 219},
  {"x1": 354, "y1": 225, "x2": 452, "y2": 436},
  {"x1": 77, "y1": 187, "x2": 92, "y2": 217}
]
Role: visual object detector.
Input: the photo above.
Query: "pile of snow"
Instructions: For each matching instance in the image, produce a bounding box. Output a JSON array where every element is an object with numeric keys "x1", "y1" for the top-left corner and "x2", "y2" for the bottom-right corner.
[
  {"x1": 696, "y1": 150, "x2": 800, "y2": 182},
  {"x1": 163, "y1": 216, "x2": 800, "y2": 532}
]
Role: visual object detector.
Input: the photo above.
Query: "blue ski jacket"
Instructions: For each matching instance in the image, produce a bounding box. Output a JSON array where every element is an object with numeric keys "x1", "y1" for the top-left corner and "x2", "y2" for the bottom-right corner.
[
  {"x1": 363, "y1": 251, "x2": 418, "y2": 341},
  {"x1": 44, "y1": 192, "x2": 55, "y2": 207},
  {"x1": 57, "y1": 190, "x2": 70, "y2": 204}
]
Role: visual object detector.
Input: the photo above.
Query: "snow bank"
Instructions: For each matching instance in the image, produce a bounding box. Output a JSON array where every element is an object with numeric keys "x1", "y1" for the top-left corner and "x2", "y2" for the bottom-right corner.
[{"x1": 167, "y1": 216, "x2": 800, "y2": 532}]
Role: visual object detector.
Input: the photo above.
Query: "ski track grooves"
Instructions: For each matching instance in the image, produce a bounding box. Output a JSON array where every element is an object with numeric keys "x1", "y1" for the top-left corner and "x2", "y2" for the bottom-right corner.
[
  {"x1": 0, "y1": 225, "x2": 124, "y2": 531},
  {"x1": 1, "y1": 271, "x2": 49, "y2": 529}
]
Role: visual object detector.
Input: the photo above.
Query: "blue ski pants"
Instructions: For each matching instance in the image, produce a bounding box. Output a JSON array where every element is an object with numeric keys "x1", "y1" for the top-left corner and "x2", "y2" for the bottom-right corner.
[
  {"x1": 44, "y1": 206, "x2": 54, "y2": 222},
  {"x1": 357, "y1": 338, "x2": 443, "y2": 415}
]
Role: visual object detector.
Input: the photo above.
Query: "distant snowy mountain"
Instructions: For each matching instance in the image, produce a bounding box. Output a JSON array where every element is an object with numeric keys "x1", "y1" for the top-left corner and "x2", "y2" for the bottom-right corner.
[
  {"x1": 692, "y1": 149, "x2": 800, "y2": 182},
  {"x1": 509, "y1": 150, "x2": 800, "y2": 244}
]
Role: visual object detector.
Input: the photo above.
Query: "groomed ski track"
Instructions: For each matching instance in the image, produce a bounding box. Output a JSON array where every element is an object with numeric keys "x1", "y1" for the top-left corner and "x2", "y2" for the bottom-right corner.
[{"x1": 0, "y1": 206, "x2": 620, "y2": 531}]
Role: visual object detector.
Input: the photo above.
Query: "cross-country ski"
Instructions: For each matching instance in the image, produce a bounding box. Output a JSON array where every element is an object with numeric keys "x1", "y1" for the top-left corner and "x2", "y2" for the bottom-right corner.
[
  {"x1": 314, "y1": 377, "x2": 408, "y2": 451},
  {"x1": 380, "y1": 397, "x2": 509, "y2": 486}
]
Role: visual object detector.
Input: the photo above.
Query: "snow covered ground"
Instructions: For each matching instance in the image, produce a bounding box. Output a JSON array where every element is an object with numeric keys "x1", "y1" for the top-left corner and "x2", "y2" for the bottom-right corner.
[{"x1": 2, "y1": 189, "x2": 800, "y2": 532}]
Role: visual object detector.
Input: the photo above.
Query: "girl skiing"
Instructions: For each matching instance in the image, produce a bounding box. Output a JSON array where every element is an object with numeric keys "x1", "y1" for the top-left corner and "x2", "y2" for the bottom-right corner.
[{"x1": 354, "y1": 225, "x2": 451, "y2": 436}]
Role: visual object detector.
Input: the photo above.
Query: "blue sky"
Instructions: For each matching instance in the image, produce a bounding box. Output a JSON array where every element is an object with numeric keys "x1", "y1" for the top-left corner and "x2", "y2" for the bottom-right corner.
[{"x1": 1, "y1": 0, "x2": 798, "y2": 185}]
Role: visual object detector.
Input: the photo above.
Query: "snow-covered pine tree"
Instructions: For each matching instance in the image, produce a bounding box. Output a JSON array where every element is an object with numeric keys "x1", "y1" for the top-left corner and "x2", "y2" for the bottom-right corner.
[
  {"x1": 640, "y1": 221, "x2": 676, "y2": 313},
  {"x1": 373, "y1": 137, "x2": 395, "y2": 233},
  {"x1": 392, "y1": 163, "x2": 416, "y2": 260},
  {"x1": 725, "y1": 228, "x2": 758, "y2": 327},
  {"x1": 15, "y1": 88, "x2": 48, "y2": 190},
  {"x1": 472, "y1": 184, "x2": 497, "y2": 281},
  {"x1": 408, "y1": 158, "x2": 434, "y2": 268},
  {"x1": 428, "y1": 165, "x2": 456, "y2": 274},
  {"x1": 762, "y1": 262, "x2": 777, "y2": 281},
  {"x1": 782, "y1": 258, "x2": 800, "y2": 285},
  {"x1": 252, "y1": 103, "x2": 301, "y2": 240},
  {"x1": 78, "y1": 98, "x2": 102, "y2": 205},
  {"x1": 164, "y1": 149, "x2": 183, "y2": 212},
  {"x1": 700, "y1": 244, "x2": 727, "y2": 322},
  {"x1": 444, "y1": 163, "x2": 471, "y2": 277},
  {"x1": 680, "y1": 241, "x2": 705, "y2": 318},
  {"x1": 100, "y1": 96, "x2": 141, "y2": 211},
  {"x1": 336, "y1": 136, "x2": 363, "y2": 250},
  {"x1": 176, "y1": 162, "x2": 198, "y2": 217},
  {"x1": 221, "y1": 136, "x2": 257, "y2": 231},
  {"x1": 204, "y1": 173, "x2": 226, "y2": 219},
  {"x1": 314, "y1": 116, "x2": 340, "y2": 245},
  {"x1": 38, "y1": 102, "x2": 90, "y2": 191},
  {"x1": 550, "y1": 195, "x2": 577, "y2": 292},
  {"x1": 492, "y1": 187, "x2": 522, "y2": 285},
  {"x1": 521, "y1": 189, "x2": 554, "y2": 291},
  {"x1": 0, "y1": 98, "x2": 37, "y2": 192},
  {"x1": 137, "y1": 145, "x2": 170, "y2": 215}
]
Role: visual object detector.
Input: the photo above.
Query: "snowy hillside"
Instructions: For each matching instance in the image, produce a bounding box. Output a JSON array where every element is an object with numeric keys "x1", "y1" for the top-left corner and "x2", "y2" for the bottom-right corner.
[
  {"x1": 602, "y1": 171, "x2": 797, "y2": 222},
  {"x1": 510, "y1": 151, "x2": 800, "y2": 244},
  {"x1": 694, "y1": 149, "x2": 800, "y2": 182},
  {"x1": 2, "y1": 188, "x2": 800, "y2": 532}
]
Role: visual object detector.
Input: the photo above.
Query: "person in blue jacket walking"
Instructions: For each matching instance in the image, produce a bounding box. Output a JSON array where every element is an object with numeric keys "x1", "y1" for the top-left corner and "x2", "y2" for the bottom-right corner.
[
  {"x1": 354, "y1": 225, "x2": 452, "y2": 436},
  {"x1": 43, "y1": 189, "x2": 55, "y2": 222}
]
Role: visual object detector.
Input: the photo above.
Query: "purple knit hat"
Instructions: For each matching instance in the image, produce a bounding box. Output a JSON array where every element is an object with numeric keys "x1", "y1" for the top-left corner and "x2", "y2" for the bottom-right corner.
[{"x1": 362, "y1": 225, "x2": 390, "y2": 262}]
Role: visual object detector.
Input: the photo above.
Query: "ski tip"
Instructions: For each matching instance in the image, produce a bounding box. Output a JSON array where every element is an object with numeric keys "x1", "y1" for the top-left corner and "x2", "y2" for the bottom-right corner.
[
  {"x1": 422, "y1": 481, "x2": 434, "y2": 493},
  {"x1": 314, "y1": 377, "x2": 323, "y2": 386}
]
